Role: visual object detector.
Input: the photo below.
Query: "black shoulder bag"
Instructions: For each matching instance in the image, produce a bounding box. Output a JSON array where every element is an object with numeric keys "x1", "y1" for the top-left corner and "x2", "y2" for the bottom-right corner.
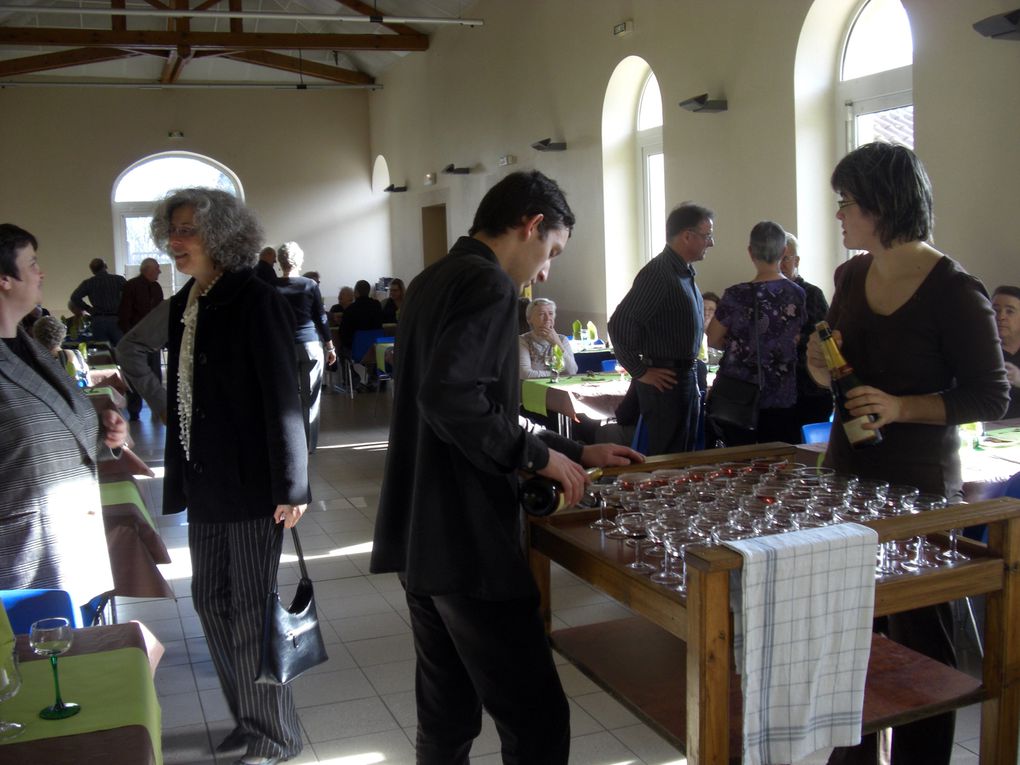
[
  {"x1": 706, "y1": 290, "x2": 762, "y2": 431},
  {"x1": 256, "y1": 526, "x2": 329, "y2": 685}
]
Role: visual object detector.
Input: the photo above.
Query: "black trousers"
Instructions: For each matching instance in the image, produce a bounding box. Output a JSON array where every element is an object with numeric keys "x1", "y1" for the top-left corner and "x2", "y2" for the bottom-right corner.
[
  {"x1": 189, "y1": 518, "x2": 302, "y2": 760},
  {"x1": 636, "y1": 366, "x2": 699, "y2": 456},
  {"x1": 126, "y1": 349, "x2": 162, "y2": 417},
  {"x1": 405, "y1": 589, "x2": 570, "y2": 765},
  {"x1": 827, "y1": 604, "x2": 957, "y2": 765}
]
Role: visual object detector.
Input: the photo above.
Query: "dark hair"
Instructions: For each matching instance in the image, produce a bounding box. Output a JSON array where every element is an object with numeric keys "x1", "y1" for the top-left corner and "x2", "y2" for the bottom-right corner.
[
  {"x1": 702, "y1": 291, "x2": 721, "y2": 305},
  {"x1": 0, "y1": 224, "x2": 38, "y2": 279},
  {"x1": 151, "y1": 188, "x2": 264, "y2": 272},
  {"x1": 354, "y1": 280, "x2": 371, "y2": 297},
  {"x1": 831, "y1": 142, "x2": 933, "y2": 248},
  {"x1": 666, "y1": 203, "x2": 714, "y2": 240},
  {"x1": 468, "y1": 171, "x2": 575, "y2": 239},
  {"x1": 748, "y1": 221, "x2": 787, "y2": 264},
  {"x1": 89, "y1": 258, "x2": 107, "y2": 274},
  {"x1": 993, "y1": 285, "x2": 1020, "y2": 303}
]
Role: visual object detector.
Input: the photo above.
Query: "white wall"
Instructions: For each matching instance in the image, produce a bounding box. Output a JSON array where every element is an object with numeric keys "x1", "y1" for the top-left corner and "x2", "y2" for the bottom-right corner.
[
  {"x1": 369, "y1": 0, "x2": 1020, "y2": 332},
  {"x1": 0, "y1": 87, "x2": 388, "y2": 315}
]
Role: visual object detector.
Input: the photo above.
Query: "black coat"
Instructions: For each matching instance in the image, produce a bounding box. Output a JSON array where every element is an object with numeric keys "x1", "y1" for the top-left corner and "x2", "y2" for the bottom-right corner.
[
  {"x1": 164, "y1": 268, "x2": 310, "y2": 522},
  {"x1": 370, "y1": 237, "x2": 581, "y2": 599}
]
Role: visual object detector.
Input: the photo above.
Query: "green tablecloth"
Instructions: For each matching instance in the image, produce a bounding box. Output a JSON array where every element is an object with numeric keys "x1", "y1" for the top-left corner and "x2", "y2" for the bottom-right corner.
[
  {"x1": 521, "y1": 373, "x2": 623, "y2": 418},
  {"x1": 100, "y1": 481, "x2": 155, "y2": 529},
  {"x1": 85, "y1": 385, "x2": 116, "y2": 398},
  {"x1": 0, "y1": 647, "x2": 161, "y2": 764}
]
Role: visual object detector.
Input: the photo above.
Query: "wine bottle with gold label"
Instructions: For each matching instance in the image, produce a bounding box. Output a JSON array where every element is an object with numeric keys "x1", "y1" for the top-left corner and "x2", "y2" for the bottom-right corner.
[{"x1": 815, "y1": 321, "x2": 883, "y2": 449}]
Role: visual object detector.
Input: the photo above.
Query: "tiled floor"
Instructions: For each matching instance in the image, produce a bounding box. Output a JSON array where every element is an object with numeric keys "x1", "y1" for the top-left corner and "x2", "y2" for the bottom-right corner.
[{"x1": 122, "y1": 388, "x2": 988, "y2": 765}]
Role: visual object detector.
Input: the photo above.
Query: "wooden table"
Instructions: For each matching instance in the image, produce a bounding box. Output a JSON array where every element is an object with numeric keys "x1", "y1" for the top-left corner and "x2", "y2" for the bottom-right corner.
[
  {"x1": 528, "y1": 442, "x2": 1020, "y2": 764},
  {"x1": 521, "y1": 372, "x2": 630, "y2": 436},
  {"x1": 1, "y1": 622, "x2": 164, "y2": 764}
]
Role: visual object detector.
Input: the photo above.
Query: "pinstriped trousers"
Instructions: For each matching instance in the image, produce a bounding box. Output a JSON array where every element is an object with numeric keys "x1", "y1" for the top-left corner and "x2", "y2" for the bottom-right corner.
[{"x1": 189, "y1": 517, "x2": 302, "y2": 760}]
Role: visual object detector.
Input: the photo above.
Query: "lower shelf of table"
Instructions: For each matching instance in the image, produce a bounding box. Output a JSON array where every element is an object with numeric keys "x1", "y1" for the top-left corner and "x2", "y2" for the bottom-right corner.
[{"x1": 550, "y1": 617, "x2": 985, "y2": 759}]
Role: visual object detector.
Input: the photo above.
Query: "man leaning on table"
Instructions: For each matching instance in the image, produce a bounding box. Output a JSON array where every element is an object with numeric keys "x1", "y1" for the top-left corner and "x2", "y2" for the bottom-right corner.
[
  {"x1": 370, "y1": 170, "x2": 642, "y2": 765},
  {"x1": 609, "y1": 203, "x2": 714, "y2": 455}
]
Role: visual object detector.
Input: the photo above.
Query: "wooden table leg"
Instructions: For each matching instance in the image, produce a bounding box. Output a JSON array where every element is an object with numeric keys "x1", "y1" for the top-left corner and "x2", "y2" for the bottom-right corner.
[
  {"x1": 981, "y1": 515, "x2": 1020, "y2": 764},
  {"x1": 686, "y1": 557, "x2": 733, "y2": 765}
]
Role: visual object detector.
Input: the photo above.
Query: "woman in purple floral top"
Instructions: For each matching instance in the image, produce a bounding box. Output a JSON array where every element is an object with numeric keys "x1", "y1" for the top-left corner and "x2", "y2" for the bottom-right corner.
[{"x1": 706, "y1": 221, "x2": 805, "y2": 445}]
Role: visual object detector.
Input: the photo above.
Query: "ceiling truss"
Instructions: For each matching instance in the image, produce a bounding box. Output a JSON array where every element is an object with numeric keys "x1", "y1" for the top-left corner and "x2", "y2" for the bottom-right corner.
[{"x1": 0, "y1": 0, "x2": 434, "y2": 84}]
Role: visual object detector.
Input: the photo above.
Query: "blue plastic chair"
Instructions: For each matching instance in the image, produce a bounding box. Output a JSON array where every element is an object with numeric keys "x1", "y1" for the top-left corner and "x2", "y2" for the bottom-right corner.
[
  {"x1": 600, "y1": 359, "x2": 618, "y2": 373},
  {"x1": 0, "y1": 589, "x2": 80, "y2": 634},
  {"x1": 801, "y1": 421, "x2": 832, "y2": 444}
]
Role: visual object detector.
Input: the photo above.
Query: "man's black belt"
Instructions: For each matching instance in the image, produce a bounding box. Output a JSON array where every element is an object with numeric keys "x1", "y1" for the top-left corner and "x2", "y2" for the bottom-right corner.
[{"x1": 646, "y1": 358, "x2": 695, "y2": 370}]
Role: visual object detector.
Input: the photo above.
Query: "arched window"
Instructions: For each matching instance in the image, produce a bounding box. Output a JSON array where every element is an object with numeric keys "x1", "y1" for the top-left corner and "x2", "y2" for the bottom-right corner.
[
  {"x1": 840, "y1": 0, "x2": 914, "y2": 150},
  {"x1": 636, "y1": 73, "x2": 665, "y2": 263},
  {"x1": 602, "y1": 57, "x2": 666, "y2": 318},
  {"x1": 111, "y1": 152, "x2": 243, "y2": 293}
]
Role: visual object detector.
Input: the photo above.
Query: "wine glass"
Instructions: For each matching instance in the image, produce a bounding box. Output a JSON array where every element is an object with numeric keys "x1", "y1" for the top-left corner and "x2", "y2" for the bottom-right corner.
[
  {"x1": 0, "y1": 648, "x2": 24, "y2": 740},
  {"x1": 589, "y1": 489, "x2": 616, "y2": 531},
  {"x1": 616, "y1": 512, "x2": 656, "y2": 573},
  {"x1": 29, "y1": 617, "x2": 80, "y2": 720},
  {"x1": 900, "y1": 494, "x2": 946, "y2": 573}
]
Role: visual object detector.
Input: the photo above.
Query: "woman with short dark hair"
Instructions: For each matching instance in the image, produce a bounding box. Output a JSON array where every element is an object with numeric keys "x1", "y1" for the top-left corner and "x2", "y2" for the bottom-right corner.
[
  {"x1": 809, "y1": 143, "x2": 1008, "y2": 765},
  {"x1": 152, "y1": 188, "x2": 310, "y2": 765}
]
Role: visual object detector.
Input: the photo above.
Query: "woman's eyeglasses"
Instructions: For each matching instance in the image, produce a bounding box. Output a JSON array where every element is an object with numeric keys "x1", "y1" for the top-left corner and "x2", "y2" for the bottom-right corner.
[
  {"x1": 168, "y1": 225, "x2": 199, "y2": 238},
  {"x1": 836, "y1": 198, "x2": 858, "y2": 211}
]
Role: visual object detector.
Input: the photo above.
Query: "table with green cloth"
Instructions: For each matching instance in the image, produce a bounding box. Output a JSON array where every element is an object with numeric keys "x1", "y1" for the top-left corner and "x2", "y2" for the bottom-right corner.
[
  {"x1": 521, "y1": 373, "x2": 630, "y2": 437},
  {"x1": 1, "y1": 622, "x2": 163, "y2": 765},
  {"x1": 98, "y1": 479, "x2": 174, "y2": 600}
]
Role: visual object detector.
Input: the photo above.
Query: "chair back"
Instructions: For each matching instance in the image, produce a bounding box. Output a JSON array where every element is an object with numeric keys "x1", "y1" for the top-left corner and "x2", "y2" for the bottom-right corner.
[
  {"x1": 630, "y1": 415, "x2": 649, "y2": 454},
  {"x1": 601, "y1": 359, "x2": 618, "y2": 373},
  {"x1": 351, "y1": 328, "x2": 387, "y2": 365},
  {"x1": 801, "y1": 421, "x2": 832, "y2": 444},
  {"x1": 0, "y1": 589, "x2": 80, "y2": 633}
]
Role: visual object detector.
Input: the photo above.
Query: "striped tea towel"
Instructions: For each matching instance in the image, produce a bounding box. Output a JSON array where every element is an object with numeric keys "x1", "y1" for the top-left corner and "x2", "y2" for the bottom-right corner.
[{"x1": 724, "y1": 523, "x2": 878, "y2": 765}]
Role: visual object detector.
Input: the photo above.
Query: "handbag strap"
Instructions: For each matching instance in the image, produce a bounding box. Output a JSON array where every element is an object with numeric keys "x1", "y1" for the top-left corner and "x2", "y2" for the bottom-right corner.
[
  {"x1": 290, "y1": 527, "x2": 311, "y2": 581},
  {"x1": 751, "y1": 288, "x2": 763, "y2": 389}
]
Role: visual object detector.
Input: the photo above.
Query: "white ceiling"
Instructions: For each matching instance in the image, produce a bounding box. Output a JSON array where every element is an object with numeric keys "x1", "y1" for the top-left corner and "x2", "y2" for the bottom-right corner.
[{"x1": 0, "y1": 0, "x2": 478, "y2": 86}]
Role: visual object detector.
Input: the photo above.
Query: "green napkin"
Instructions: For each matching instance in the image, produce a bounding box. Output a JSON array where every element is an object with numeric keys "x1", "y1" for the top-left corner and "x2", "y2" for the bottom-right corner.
[
  {"x1": 0, "y1": 606, "x2": 13, "y2": 655},
  {"x1": 0, "y1": 647, "x2": 161, "y2": 764}
]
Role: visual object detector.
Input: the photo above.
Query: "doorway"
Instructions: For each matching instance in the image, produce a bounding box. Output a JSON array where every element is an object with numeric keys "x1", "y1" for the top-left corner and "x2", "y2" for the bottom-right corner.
[{"x1": 421, "y1": 204, "x2": 448, "y2": 268}]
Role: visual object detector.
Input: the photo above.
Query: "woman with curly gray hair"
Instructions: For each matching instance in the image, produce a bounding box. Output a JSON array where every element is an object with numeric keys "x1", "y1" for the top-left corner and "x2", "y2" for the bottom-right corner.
[{"x1": 152, "y1": 188, "x2": 310, "y2": 765}]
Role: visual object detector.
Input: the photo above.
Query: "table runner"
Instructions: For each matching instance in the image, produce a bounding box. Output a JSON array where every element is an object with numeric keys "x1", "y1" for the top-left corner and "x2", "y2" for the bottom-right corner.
[
  {"x1": 0, "y1": 647, "x2": 162, "y2": 764},
  {"x1": 100, "y1": 480, "x2": 155, "y2": 529},
  {"x1": 520, "y1": 378, "x2": 551, "y2": 417}
]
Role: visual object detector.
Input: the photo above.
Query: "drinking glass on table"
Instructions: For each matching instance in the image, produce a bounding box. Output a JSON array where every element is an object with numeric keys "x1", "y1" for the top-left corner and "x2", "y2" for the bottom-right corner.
[
  {"x1": 616, "y1": 512, "x2": 656, "y2": 573},
  {"x1": 0, "y1": 648, "x2": 24, "y2": 740},
  {"x1": 29, "y1": 617, "x2": 79, "y2": 720},
  {"x1": 901, "y1": 494, "x2": 947, "y2": 572}
]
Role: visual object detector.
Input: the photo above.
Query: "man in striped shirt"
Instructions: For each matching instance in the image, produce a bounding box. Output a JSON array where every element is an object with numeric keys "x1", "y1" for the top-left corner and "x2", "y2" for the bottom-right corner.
[
  {"x1": 609, "y1": 203, "x2": 714, "y2": 455},
  {"x1": 70, "y1": 257, "x2": 127, "y2": 345}
]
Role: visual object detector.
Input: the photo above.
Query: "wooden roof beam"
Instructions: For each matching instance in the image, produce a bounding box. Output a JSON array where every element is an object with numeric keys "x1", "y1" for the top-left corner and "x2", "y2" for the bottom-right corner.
[
  {"x1": 334, "y1": 0, "x2": 424, "y2": 38},
  {"x1": 160, "y1": 42, "x2": 191, "y2": 82},
  {"x1": 225, "y1": 49, "x2": 374, "y2": 85},
  {"x1": 0, "y1": 27, "x2": 430, "y2": 51},
  {"x1": 0, "y1": 46, "x2": 139, "y2": 76},
  {"x1": 111, "y1": 0, "x2": 126, "y2": 31}
]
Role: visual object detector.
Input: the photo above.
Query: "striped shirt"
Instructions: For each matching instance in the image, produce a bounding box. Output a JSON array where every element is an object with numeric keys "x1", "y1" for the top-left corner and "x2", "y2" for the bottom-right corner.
[
  {"x1": 608, "y1": 245, "x2": 704, "y2": 379},
  {"x1": 70, "y1": 269, "x2": 127, "y2": 316}
]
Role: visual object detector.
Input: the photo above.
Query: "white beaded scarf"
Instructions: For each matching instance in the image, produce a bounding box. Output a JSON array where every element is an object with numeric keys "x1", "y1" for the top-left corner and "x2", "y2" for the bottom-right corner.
[{"x1": 177, "y1": 274, "x2": 221, "y2": 461}]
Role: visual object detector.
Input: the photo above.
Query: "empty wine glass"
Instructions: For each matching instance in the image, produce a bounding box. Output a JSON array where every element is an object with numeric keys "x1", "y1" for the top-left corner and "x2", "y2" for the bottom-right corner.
[
  {"x1": 589, "y1": 489, "x2": 616, "y2": 530},
  {"x1": 662, "y1": 530, "x2": 698, "y2": 594},
  {"x1": 940, "y1": 500, "x2": 970, "y2": 564},
  {"x1": 0, "y1": 648, "x2": 24, "y2": 740},
  {"x1": 648, "y1": 518, "x2": 686, "y2": 585},
  {"x1": 29, "y1": 617, "x2": 80, "y2": 720},
  {"x1": 901, "y1": 494, "x2": 946, "y2": 573},
  {"x1": 616, "y1": 512, "x2": 656, "y2": 573}
]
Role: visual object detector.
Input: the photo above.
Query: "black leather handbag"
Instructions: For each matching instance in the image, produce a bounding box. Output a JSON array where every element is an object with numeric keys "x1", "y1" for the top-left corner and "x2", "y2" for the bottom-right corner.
[
  {"x1": 255, "y1": 527, "x2": 329, "y2": 685},
  {"x1": 706, "y1": 291, "x2": 762, "y2": 431}
]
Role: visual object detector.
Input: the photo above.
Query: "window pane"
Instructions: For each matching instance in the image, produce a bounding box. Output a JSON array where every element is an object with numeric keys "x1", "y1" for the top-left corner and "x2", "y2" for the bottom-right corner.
[
  {"x1": 638, "y1": 74, "x2": 663, "y2": 130},
  {"x1": 115, "y1": 156, "x2": 237, "y2": 202},
  {"x1": 842, "y1": 0, "x2": 913, "y2": 81},
  {"x1": 646, "y1": 151, "x2": 665, "y2": 260},
  {"x1": 855, "y1": 105, "x2": 914, "y2": 149},
  {"x1": 124, "y1": 216, "x2": 163, "y2": 266}
]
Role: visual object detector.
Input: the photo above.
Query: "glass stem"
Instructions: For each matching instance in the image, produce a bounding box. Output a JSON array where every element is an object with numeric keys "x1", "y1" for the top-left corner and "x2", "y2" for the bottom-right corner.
[
  {"x1": 949, "y1": 528, "x2": 959, "y2": 556},
  {"x1": 50, "y1": 656, "x2": 64, "y2": 709}
]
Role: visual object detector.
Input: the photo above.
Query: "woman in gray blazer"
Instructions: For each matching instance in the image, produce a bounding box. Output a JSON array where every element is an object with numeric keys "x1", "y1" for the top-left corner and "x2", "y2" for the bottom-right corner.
[{"x1": 0, "y1": 224, "x2": 127, "y2": 615}]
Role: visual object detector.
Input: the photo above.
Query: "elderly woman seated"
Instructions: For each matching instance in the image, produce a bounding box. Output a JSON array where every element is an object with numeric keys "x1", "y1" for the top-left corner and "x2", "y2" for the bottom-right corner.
[
  {"x1": 33, "y1": 315, "x2": 90, "y2": 384},
  {"x1": 518, "y1": 297, "x2": 578, "y2": 379}
]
